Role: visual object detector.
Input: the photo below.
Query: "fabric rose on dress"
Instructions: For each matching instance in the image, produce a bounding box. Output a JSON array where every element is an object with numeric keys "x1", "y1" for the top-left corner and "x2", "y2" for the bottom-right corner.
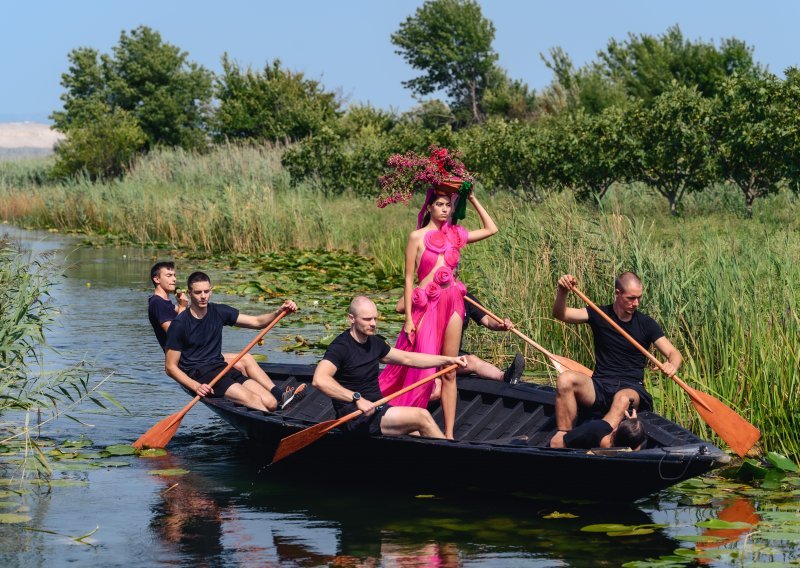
[
  {"x1": 423, "y1": 230, "x2": 448, "y2": 253},
  {"x1": 424, "y1": 281, "x2": 442, "y2": 303},
  {"x1": 455, "y1": 280, "x2": 467, "y2": 297},
  {"x1": 411, "y1": 287, "x2": 428, "y2": 309},
  {"x1": 433, "y1": 266, "x2": 453, "y2": 286},
  {"x1": 446, "y1": 225, "x2": 468, "y2": 249},
  {"x1": 443, "y1": 247, "x2": 460, "y2": 268}
]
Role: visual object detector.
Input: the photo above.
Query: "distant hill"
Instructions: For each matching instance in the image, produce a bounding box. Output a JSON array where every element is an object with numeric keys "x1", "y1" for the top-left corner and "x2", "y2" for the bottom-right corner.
[{"x1": 0, "y1": 122, "x2": 64, "y2": 159}]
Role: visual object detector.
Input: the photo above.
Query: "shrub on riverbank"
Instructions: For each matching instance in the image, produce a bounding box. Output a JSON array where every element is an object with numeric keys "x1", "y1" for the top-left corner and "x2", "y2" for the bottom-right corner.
[
  {"x1": 0, "y1": 239, "x2": 117, "y2": 474},
  {"x1": 0, "y1": 146, "x2": 798, "y2": 459}
]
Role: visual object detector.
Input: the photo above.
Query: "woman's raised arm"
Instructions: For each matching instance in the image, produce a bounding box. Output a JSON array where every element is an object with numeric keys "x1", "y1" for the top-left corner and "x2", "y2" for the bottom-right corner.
[{"x1": 465, "y1": 193, "x2": 498, "y2": 243}]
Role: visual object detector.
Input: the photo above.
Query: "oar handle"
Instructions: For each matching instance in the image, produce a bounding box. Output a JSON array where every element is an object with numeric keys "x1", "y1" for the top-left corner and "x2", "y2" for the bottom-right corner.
[
  {"x1": 337, "y1": 364, "x2": 459, "y2": 424},
  {"x1": 463, "y1": 296, "x2": 556, "y2": 360},
  {"x1": 181, "y1": 309, "x2": 289, "y2": 416},
  {"x1": 570, "y1": 286, "x2": 712, "y2": 412}
]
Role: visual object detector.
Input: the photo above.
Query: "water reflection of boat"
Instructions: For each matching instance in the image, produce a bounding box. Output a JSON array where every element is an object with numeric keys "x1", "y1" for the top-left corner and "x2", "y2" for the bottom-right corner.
[{"x1": 201, "y1": 363, "x2": 730, "y2": 501}]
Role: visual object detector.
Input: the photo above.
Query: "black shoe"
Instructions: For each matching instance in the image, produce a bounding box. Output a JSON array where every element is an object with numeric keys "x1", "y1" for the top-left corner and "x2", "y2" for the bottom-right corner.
[
  {"x1": 280, "y1": 383, "x2": 307, "y2": 410},
  {"x1": 503, "y1": 353, "x2": 525, "y2": 384}
]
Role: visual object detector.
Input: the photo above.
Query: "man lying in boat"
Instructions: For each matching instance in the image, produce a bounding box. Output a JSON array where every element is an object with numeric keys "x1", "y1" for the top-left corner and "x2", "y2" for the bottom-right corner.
[
  {"x1": 147, "y1": 262, "x2": 293, "y2": 405},
  {"x1": 395, "y1": 292, "x2": 525, "y2": 399},
  {"x1": 552, "y1": 403, "x2": 647, "y2": 450},
  {"x1": 549, "y1": 272, "x2": 682, "y2": 449},
  {"x1": 313, "y1": 296, "x2": 467, "y2": 438},
  {"x1": 164, "y1": 271, "x2": 303, "y2": 412}
]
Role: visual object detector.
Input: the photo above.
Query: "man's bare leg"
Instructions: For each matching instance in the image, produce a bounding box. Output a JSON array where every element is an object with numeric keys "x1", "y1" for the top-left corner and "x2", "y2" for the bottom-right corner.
[
  {"x1": 223, "y1": 353, "x2": 279, "y2": 409},
  {"x1": 602, "y1": 389, "x2": 641, "y2": 429},
  {"x1": 380, "y1": 406, "x2": 445, "y2": 438},
  {"x1": 550, "y1": 371, "x2": 596, "y2": 448},
  {"x1": 222, "y1": 382, "x2": 270, "y2": 411}
]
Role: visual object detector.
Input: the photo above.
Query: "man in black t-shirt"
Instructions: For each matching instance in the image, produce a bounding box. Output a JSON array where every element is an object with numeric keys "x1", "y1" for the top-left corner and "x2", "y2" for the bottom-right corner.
[
  {"x1": 563, "y1": 407, "x2": 647, "y2": 450},
  {"x1": 148, "y1": 261, "x2": 285, "y2": 403},
  {"x1": 164, "y1": 271, "x2": 300, "y2": 412},
  {"x1": 549, "y1": 272, "x2": 682, "y2": 449},
  {"x1": 313, "y1": 296, "x2": 467, "y2": 438}
]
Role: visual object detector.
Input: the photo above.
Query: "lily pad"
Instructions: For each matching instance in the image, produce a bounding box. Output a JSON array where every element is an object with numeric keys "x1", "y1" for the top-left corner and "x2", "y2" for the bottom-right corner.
[
  {"x1": 543, "y1": 511, "x2": 579, "y2": 519},
  {"x1": 99, "y1": 461, "x2": 130, "y2": 468},
  {"x1": 675, "y1": 534, "x2": 726, "y2": 543},
  {"x1": 414, "y1": 494, "x2": 435, "y2": 499},
  {"x1": 61, "y1": 438, "x2": 93, "y2": 449},
  {"x1": 138, "y1": 448, "x2": 167, "y2": 458},
  {"x1": 0, "y1": 513, "x2": 32, "y2": 524},
  {"x1": 696, "y1": 519, "x2": 754, "y2": 530},
  {"x1": 147, "y1": 468, "x2": 189, "y2": 476},
  {"x1": 766, "y1": 452, "x2": 799, "y2": 473},
  {"x1": 0, "y1": 501, "x2": 19, "y2": 508},
  {"x1": 251, "y1": 353, "x2": 268, "y2": 362},
  {"x1": 753, "y1": 532, "x2": 800, "y2": 542},
  {"x1": 581, "y1": 523, "x2": 634, "y2": 533},
  {"x1": 608, "y1": 528, "x2": 655, "y2": 536},
  {"x1": 104, "y1": 444, "x2": 136, "y2": 456}
]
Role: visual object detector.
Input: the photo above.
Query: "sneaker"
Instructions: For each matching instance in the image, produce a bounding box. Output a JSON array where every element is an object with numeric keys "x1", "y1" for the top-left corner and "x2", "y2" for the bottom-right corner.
[
  {"x1": 503, "y1": 353, "x2": 525, "y2": 384},
  {"x1": 279, "y1": 383, "x2": 307, "y2": 410}
]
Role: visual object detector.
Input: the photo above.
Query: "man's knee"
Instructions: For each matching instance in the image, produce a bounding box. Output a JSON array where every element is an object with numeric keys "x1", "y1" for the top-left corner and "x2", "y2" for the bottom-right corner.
[{"x1": 556, "y1": 371, "x2": 583, "y2": 392}]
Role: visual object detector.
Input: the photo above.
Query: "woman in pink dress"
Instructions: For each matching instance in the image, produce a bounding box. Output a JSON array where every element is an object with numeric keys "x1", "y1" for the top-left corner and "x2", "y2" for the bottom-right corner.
[{"x1": 379, "y1": 187, "x2": 498, "y2": 439}]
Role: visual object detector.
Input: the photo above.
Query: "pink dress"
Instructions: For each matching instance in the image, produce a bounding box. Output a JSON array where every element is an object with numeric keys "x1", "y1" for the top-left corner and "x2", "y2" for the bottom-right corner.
[{"x1": 378, "y1": 223, "x2": 468, "y2": 407}]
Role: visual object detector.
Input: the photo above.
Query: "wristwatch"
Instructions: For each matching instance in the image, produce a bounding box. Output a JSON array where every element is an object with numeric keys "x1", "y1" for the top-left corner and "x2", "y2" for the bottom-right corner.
[{"x1": 351, "y1": 392, "x2": 362, "y2": 402}]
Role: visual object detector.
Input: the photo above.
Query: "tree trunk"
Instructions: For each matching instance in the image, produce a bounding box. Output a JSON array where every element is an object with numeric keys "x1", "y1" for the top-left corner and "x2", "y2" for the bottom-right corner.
[{"x1": 470, "y1": 80, "x2": 480, "y2": 123}]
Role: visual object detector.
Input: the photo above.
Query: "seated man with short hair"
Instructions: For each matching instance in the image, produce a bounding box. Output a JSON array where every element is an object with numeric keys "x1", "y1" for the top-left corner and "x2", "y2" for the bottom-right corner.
[
  {"x1": 313, "y1": 296, "x2": 467, "y2": 438},
  {"x1": 562, "y1": 406, "x2": 646, "y2": 450}
]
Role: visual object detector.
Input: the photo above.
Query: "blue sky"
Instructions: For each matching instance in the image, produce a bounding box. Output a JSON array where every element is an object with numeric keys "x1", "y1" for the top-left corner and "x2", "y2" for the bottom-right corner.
[{"x1": 2, "y1": 0, "x2": 798, "y2": 122}]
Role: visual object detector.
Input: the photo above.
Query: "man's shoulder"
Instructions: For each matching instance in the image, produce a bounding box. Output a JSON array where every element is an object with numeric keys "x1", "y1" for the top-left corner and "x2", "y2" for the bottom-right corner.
[{"x1": 148, "y1": 294, "x2": 171, "y2": 309}]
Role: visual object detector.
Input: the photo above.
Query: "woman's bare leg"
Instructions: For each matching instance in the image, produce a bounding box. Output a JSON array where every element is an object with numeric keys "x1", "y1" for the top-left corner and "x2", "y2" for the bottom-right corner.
[{"x1": 440, "y1": 311, "x2": 463, "y2": 439}]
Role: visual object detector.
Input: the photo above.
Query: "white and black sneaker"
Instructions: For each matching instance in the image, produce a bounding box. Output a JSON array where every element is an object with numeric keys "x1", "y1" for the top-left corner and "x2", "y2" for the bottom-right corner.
[
  {"x1": 503, "y1": 353, "x2": 525, "y2": 385},
  {"x1": 279, "y1": 383, "x2": 307, "y2": 410}
]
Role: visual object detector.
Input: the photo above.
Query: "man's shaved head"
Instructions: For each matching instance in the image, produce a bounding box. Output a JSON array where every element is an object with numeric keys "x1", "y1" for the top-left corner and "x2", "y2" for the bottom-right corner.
[
  {"x1": 614, "y1": 272, "x2": 642, "y2": 293},
  {"x1": 349, "y1": 295, "x2": 376, "y2": 317}
]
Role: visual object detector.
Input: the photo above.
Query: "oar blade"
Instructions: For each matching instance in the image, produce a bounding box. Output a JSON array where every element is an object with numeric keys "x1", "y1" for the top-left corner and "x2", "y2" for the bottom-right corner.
[
  {"x1": 550, "y1": 354, "x2": 593, "y2": 377},
  {"x1": 271, "y1": 419, "x2": 340, "y2": 464},
  {"x1": 689, "y1": 390, "x2": 760, "y2": 458},
  {"x1": 132, "y1": 411, "x2": 183, "y2": 450}
]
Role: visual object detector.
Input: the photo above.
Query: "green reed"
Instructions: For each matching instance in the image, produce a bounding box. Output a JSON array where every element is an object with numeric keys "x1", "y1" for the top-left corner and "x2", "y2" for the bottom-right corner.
[{"x1": 1, "y1": 146, "x2": 798, "y2": 457}]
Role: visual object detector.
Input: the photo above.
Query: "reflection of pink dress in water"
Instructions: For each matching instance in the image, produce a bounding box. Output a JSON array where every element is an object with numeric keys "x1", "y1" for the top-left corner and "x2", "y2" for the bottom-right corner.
[{"x1": 378, "y1": 223, "x2": 468, "y2": 407}]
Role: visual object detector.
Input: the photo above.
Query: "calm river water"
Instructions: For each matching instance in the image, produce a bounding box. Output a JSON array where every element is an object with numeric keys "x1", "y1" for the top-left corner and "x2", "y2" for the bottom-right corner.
[{"x1": 0, "y1": 225, "x2": 796, "y2": 567}]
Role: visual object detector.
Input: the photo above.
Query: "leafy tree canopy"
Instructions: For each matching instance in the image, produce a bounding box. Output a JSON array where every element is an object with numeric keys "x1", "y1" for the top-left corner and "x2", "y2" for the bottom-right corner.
[
  {"x1": 51, "y1": 26, "x2": 213, "y2": 151},
  {"x1": 213, "y1": 55, "x2": 340, "y2": 142},
  {"x1": 392, "y1": 0, "x2": 498, "y2": 123}
]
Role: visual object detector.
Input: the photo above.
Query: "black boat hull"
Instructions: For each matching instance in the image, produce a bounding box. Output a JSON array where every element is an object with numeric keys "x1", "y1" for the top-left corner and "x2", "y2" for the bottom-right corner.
[{"x1": 201, "y1": 363, "x2": 730, "y2": 501}]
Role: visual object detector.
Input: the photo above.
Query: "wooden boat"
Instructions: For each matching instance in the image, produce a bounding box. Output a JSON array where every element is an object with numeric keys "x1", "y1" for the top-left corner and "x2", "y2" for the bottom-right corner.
[{"x1": 201, "y1": 363, "x2": 731, "y2": 501}]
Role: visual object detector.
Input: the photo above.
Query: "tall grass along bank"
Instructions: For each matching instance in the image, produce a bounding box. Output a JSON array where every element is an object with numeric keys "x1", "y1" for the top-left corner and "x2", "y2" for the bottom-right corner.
[{"x1": 1, "y1": 146, "x2": 798, "y2": 459}]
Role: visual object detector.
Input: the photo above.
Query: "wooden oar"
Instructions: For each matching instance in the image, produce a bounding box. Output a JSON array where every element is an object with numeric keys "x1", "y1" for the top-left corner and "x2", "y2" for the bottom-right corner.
[
  {"x1": 133, "y1": 309, "x2": 288, "y2": 449},
  {"x1": 271, "y1": 364, "x2": 458, "y2": 464},
  {"x1": 463, "y1": 295, "x2": 593, "y2": 377},
  {"x1": 570, "y1": 285, "x2": 760, "y2": 458}
]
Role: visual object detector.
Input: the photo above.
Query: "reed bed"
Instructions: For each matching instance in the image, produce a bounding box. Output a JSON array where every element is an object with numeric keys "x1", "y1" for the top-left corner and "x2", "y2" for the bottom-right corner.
[{"x1": 1, "y1": 146, "x2": 798, "y2": 458}]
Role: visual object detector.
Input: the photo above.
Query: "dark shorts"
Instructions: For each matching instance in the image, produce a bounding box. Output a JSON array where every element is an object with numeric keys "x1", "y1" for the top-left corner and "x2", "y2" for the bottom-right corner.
[
  {"x1": 343, "y1": 404, "x2": 390, "y2": 436},
  {"x1": 592, "y1": 378, "x2": 653, "y2": 413},
  {"x1": 190, "y1": 364, "x2": 247, "y2": 397}
]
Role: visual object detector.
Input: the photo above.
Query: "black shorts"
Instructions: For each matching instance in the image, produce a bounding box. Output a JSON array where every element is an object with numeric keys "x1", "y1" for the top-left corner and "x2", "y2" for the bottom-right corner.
[
  {"x1": 190, "y1": 364, "x2": 247, "y2": 397},
  {"x1": 343, "y1": 404, "x2": 390, "y2": 436},
  {"x1": 592, "y1": 378, "x2": 653, "y2": 413}
]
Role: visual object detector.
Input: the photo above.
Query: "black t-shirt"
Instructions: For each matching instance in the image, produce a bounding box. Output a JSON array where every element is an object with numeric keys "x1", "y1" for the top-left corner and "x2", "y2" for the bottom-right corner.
[
  {"x1": 587, "y1": 304, "x2": 664, "y2": 383},
  {"x1": 322, "y1": 330, "x2": 391, "y2": 416},
  {"x1": 148, "y1": 294, "x2": 178, "y2": 351},
  {"x1": 564, "y1": 419, "x2": 613, "y2": 449},
  {"x1": 164, "y1": 303, "x2": 240, "y2": 374}
]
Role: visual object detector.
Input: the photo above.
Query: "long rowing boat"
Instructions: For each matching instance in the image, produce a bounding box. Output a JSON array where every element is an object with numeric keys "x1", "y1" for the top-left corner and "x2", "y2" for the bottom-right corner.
[{"x1": 201, "y1": 363, "x2": 730, "y2": 501}]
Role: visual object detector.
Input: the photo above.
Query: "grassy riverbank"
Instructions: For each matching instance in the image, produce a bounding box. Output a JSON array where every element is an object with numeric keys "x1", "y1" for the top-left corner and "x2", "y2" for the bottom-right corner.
[{"x1": 1, "y1": 146, "x2": 798, "y2": 459}]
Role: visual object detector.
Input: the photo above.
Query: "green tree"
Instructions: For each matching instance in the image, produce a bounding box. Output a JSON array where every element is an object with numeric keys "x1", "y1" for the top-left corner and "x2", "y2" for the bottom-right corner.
[
  {"x1": 713, "y1": 73, "x2": 786, "y2": 216},
  {"x1": 541, "y1": 47, "x2": 626, "y2": 114},
  {"x1": 630, "y1": 85, "x2": 718, "y2": 215},
  {"x1": 52, "y1": 101, "x2": 146, "y2": 179},
  {"x1": 481, "y1": 67, "x2": 538, "y2": 120},
  {"x1": 545, "y1": 105, "x2": 634, "y2": 202},
  {"x1": 782, "y1": 67, "x2": 800, "y2": 196},
  {"x1": 51, "y1": 26, "x2": 213, "y2": 151},
  {"x1": 598, "y1": 24, "x2": 763, "y2": 100},
  {"x1": 392, "y1": 0, "x2": 498, "y2": 123},
  {"x1": 213, "y1": 55, "x2": 340, "y2": 142}
]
